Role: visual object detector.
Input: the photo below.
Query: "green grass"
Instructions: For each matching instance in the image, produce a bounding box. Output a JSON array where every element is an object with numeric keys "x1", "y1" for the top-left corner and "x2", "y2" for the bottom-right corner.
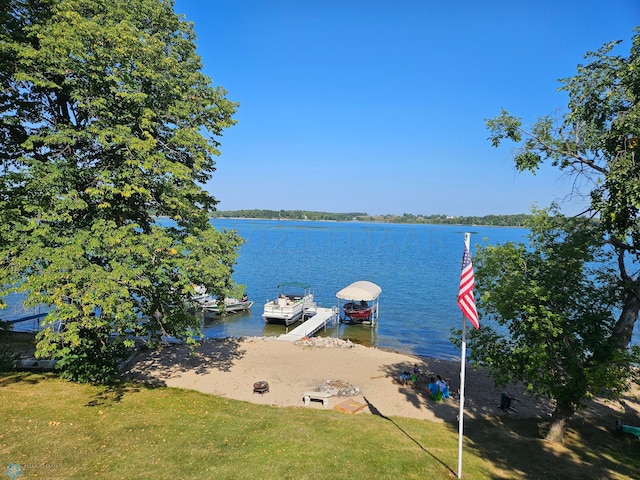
[{"x1": 1, "y1": 373, "x2": 638, "y2": 479}]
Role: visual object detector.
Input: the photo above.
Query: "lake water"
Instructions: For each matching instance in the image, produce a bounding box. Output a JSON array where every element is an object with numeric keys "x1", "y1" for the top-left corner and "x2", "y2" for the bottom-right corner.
[
  {"x1": 200, "y1": 219, "x2": 528, "y2": 360},
  {"x1": 8, "y1": 219, "x2": 638, "y2": 360}
]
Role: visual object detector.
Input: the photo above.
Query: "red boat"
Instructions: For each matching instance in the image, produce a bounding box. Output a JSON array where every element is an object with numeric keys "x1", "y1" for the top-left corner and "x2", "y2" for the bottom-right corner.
[
  {"x1": 343, "y1": 301, "x2": 376, "y2": 321},
  {"x1": 336, "y1": 280, "x2": 382, "y2": 325}
]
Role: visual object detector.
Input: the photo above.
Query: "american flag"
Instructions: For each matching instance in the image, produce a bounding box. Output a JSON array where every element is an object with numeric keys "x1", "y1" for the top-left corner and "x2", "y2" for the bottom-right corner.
[{"x1": 458, "y1": 243, "x2": 479, "y2": 329}]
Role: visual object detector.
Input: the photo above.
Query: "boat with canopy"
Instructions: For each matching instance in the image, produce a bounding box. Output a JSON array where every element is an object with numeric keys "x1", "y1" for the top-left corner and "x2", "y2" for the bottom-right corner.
[
  {"x1": 262, "y1": 282, "x2": 316, "y2": 325},
  {"x1": 336, "y1": 280, "x2": 382, "y2": 325}
]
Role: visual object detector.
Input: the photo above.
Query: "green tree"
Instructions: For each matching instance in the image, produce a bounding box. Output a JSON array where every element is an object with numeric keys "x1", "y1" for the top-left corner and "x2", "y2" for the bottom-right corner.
[
  {"x1": 481, "y1": 28, "x2": 640, "y2": 439},
  {"x1": 0, "y1": 0, "x2": 242, "y2": 382},
  {"x1": 486, "y1": 31, "x2": 640, "y2": 349},
  {"x1": 469, "y1": 210, "x2": 638, "y2": 441}
]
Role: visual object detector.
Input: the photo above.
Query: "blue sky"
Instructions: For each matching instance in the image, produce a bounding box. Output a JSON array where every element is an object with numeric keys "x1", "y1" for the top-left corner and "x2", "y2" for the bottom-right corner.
[{"x1": 173, "y1": 0, "x2": 638, "y2": 216}]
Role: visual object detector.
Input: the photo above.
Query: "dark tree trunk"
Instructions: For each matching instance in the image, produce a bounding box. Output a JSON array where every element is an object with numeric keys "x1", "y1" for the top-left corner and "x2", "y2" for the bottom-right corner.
[
  {"x1": 546, "y1": 403, "x2": 574, "y2": 442},
  {"x1": 611, "y1": 288, "x2": 640, "y2": 349}
]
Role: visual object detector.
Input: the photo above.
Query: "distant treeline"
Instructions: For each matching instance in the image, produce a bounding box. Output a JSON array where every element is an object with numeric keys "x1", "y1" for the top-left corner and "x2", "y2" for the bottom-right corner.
[{"x1": 210, "y1": 210, "x2": 530, "y2": 227}]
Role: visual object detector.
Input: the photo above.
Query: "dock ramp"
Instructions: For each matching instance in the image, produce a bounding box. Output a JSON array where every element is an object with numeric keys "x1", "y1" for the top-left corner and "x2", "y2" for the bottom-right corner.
[{"x1": 277, "y1": 307, "x2": 338, "y2": 342}]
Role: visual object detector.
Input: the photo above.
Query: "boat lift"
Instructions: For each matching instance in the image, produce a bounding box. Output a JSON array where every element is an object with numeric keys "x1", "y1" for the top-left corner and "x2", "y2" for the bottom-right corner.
[{"x1": 336, "y1": 280, "x2": 382, "y2": 327}]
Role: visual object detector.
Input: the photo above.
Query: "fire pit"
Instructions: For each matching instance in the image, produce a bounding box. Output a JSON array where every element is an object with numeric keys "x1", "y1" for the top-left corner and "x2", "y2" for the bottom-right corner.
[{"x1": 253, "y1": 381, "x2": 269, "y2": 395}]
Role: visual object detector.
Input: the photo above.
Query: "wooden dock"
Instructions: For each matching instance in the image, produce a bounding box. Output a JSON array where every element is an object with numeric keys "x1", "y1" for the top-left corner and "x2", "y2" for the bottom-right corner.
[{"x1": 277, "y1": 306, "x2": 339, "y2": 342}]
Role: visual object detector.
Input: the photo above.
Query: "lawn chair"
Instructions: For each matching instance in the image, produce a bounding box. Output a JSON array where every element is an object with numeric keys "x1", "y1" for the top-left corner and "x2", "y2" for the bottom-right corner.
[
  {"x1": 498, "y1": 392, "x2": 520, "y2": 412},
  {"x1": 616, "y1": 419, "x2": 640, "y2": 439}
]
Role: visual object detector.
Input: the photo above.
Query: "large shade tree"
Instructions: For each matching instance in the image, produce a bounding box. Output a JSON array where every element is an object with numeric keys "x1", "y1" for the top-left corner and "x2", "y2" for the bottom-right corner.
[
  {"x1": 473, "y1": 28, "x2": 640, "y2": 440},
  {"x1": 470, "y1": 210, "x2": 638, "y2": 441},
  {"x1": 0, "y1": 0, "x2": 242, "y2": 382}
]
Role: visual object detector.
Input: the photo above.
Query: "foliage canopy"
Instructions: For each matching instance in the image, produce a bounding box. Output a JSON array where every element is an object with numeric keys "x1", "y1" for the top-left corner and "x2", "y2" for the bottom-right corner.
[
  {"x1": 0, "y1": 0, "x2": 242, "y2": 381},
  {"x1": 468, "y1": 210, "x2": 639, "y2": 440},
  {"x1": 477, "y1": 28, "x2": 640, "y2": 439}
]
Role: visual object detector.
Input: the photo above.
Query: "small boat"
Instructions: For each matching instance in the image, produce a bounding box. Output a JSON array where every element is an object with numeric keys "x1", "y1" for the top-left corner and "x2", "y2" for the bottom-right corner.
[
  {"x1": 343, "y1": 301, "x2": 377, "y2": 322},
  {"x1": 336, "y1": 280, "x2": 382, "y2": 325},
  {"x1": 262, "y1": 282, "x2": 316, "y2": 325},
  {"x1": 192, "y1": 286, "x2": 253, "y2": 315},
  {"x1": 202, "y1": 297, "x2": 254, "y2": 315}
]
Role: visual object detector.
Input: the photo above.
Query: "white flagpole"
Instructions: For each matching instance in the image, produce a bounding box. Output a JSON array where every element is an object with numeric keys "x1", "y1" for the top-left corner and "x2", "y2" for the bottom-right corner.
[{"x1": 457, "y1": 232, "x2": 470, "y2": 479}]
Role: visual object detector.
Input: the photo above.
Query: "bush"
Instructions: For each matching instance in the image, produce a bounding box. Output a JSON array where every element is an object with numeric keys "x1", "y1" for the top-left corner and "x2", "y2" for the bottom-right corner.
[{"x1": 52, "y1": 327, "x2": 131, "y2": 384}]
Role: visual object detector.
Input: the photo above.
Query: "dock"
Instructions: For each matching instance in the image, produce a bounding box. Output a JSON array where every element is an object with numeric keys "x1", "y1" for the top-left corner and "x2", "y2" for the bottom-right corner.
[
  {"x1": 277, "y1": 306, "x2": 339, "y2": 342},
  {"x1": 5, "y1": 312, "x2": 52, "y2": 333},
  {"x1": 6, "y1": 313, "x2": 48, "y2": 324}
]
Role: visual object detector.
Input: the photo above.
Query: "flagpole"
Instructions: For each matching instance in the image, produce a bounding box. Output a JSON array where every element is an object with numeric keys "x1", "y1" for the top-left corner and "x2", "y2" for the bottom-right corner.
[{"x1": 457, "y1": 232, "x2": 470, "y2": 479}]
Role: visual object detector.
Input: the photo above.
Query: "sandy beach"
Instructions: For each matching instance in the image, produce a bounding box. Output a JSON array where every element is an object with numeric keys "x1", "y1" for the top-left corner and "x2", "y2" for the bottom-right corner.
[{"x1": 124, "y1": 336, "x2": 640, "y2": 423}]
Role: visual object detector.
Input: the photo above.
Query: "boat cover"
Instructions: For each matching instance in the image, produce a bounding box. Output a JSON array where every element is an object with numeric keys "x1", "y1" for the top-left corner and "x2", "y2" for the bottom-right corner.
[{"x1": 336, "y1": 281, "x2": 382, "y2": 301}]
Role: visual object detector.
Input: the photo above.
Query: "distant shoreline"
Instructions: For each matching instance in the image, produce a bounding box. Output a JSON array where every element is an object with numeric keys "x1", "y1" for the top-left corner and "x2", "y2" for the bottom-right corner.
[{"x1": 208, "y1": 210, "x2": 530, "y2": 228}]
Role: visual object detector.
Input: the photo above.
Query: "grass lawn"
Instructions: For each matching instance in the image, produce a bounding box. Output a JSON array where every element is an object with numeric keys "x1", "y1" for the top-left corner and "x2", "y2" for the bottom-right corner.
[{"x1": 1, "y1": 371, "x2": 639, "y2": 479}]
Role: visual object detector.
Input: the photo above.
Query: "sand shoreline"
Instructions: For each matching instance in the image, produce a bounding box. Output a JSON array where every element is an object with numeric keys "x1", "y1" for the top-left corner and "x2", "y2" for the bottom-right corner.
[
  {"x1": 125, "y1": 336, "x2": 564, "y2": 422},
  {"x1": 15, "y1": 331, "x2": 638, "y2": 423}
]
